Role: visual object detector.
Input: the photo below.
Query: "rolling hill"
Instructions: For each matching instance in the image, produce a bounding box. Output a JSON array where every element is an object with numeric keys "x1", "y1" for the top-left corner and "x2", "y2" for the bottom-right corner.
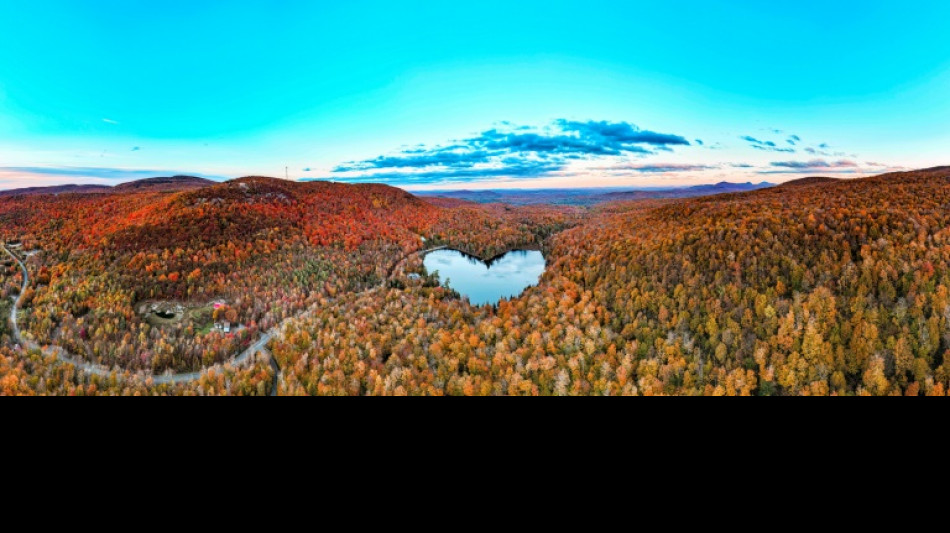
[
  {"x1": 112, "y1": 175, "x2": 216, "y2": 192},
  {"x1": 0, "y1": 175, "x2": 217, "y2": 197},
  {"x1": 776, "y1": 176, "x2": 842, "y2": 188}
]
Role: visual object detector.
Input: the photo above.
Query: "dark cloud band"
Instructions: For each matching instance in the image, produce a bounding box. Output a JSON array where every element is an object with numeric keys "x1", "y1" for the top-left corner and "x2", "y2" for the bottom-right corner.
[{"x1": 328, "y1": 119, "x2": 693, "y2": 185}]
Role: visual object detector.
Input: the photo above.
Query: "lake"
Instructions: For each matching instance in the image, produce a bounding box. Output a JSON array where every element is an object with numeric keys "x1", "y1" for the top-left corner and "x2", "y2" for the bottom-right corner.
[{"x1": 423, "y1": 249, "x2": 546, "y2": 306}]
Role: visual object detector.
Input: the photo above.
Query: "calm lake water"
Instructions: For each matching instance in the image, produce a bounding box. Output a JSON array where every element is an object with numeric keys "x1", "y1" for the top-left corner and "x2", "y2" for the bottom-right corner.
[{"x1": 423, "y1": 249, "x2": 546, "y2": 306}]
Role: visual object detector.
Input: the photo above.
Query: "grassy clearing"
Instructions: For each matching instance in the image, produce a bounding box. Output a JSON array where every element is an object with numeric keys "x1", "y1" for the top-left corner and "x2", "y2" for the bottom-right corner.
[{"x1": 138, "y1": 301, "x2": 220, "y2": 336}]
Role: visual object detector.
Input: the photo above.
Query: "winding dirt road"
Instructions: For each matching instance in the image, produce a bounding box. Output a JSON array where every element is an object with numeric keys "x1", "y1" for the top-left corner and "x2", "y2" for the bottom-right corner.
[{"x1": 3, "y1": 243, "x2": 445, "y2": 391}]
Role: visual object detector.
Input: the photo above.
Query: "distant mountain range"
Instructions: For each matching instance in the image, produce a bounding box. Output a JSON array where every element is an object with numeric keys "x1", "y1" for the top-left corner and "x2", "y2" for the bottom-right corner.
[
  {"x1": 0, "y1": 176, "x2": 216, "y2": 197},
  {"x1": 0, "y1": 183, "x2": 113, "y2": 197},
  {"x1": 0, "y1": 176, "x2": 776, "y2": 205},
  {"x1": 419, "y1": 181, "x2": 775, "y2": 206}
]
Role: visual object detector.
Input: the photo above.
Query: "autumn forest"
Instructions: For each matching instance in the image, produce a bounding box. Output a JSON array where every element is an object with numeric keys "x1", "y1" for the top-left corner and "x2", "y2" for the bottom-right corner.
[{"x1": 3, "y1": 168, "x2": 950, "y2": 396}]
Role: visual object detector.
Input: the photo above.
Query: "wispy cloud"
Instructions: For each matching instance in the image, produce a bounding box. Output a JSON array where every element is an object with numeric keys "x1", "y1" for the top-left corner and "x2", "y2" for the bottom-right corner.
[
  {"x1": 131, "y1": 146, "x2": 141, "y2": 152},
  {"x1": 741, "y1": 135, "x2": 774, "y2": 147},
  {"x1": 804, "y1": 146, "x2": 847, "y2": 157},
  {"x1": 770, "y1": 159, "x2": 858, "y2": 170},
  {"x1": 102, "y1": 118, "x2": 119, "y2": 125},
  {"x1": 599, "y1": 163, "x2": 716, "y2": 173},
  {"x1": 741, "y1": 135, "x2": 796, "y2": 153},
  {"x1": 754, "y1": 159, "x2": 871, "y2": 175}
]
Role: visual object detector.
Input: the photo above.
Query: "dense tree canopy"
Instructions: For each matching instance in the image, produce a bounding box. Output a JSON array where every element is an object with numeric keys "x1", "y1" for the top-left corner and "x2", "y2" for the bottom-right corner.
[{"x1": 3, "y1": 169, "x2": 950, "y2": 395}]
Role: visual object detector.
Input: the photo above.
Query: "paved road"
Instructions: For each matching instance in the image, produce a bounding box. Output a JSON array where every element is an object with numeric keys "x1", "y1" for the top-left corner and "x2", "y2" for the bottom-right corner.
[{"x1": 3, "y1": 243, "x2": 446, "y2": 392}]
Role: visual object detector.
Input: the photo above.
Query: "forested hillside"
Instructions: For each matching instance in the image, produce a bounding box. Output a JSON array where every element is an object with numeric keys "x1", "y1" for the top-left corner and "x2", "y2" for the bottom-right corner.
[
  {"x1": 0, "y1": 177, "x2": 570, "y2": 384},
  {"x1": 3, "y1": 168, "x2": 950, "y2": 395},
  {"x1": 271, "y1": 168, "x2": 950, "y2": 396},
  {"x1": 553, "y1": 167, "x2": 950, "y2": 395}
]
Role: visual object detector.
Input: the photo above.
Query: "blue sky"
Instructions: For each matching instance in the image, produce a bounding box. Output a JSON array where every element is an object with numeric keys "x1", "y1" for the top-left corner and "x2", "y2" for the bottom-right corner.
[{"x1": 1, "y1": 1, "x2": 948, "y2": 190}]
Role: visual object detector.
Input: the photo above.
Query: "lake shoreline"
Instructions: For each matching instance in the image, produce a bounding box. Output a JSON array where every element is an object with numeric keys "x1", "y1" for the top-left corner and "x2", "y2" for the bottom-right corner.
[
  {"x1": 422, "y1": 246, "x2": 546, "y2": 268},
  {"x1": 422, "y1": 248, "x2": 547, "y2": 306}
]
